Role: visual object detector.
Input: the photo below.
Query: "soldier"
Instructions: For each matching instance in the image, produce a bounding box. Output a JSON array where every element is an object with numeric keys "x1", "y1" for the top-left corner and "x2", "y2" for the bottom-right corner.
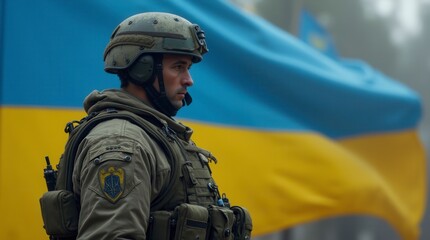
[{"x1": 40, "y1": 12, "x2": 252, "y2": 240}]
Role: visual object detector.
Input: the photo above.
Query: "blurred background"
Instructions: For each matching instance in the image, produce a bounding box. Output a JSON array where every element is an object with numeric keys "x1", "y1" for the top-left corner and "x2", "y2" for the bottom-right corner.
[
  {"x1": 228, "y1": 0, "x2": 429, "y2": 239},
  {"x1": 0, "y1": 0, "x2": 427, "y2": 239}
]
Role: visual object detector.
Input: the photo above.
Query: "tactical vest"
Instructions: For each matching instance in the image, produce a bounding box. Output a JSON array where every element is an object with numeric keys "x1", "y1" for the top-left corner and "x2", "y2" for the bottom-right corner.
[{"x1": 40, "y1": 108, "x2": 252, "y2": 240}]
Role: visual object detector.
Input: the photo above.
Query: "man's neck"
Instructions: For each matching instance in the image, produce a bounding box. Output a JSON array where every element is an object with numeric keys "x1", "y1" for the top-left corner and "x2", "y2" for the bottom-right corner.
[{"x1": 122, "y1": 83, "x2": 153, "y2": 107}]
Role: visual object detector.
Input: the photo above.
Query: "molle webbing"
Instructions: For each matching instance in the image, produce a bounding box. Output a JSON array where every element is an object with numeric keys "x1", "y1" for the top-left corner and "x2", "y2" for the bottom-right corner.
[{"x1": 177, "y1": 141, "x2": 217, "y2": 206}]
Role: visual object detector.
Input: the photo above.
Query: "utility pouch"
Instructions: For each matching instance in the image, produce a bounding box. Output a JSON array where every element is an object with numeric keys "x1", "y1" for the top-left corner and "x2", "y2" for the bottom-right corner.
[
  {"x1": 207, "y1": 205, "x2": 235, "y2": 240},
  {"x1": 39, "y1": 190, "x2": 79, "y2": 238},
  {"x1": 231, "y1": 206, "x2": 253, "y2": 240},
  {"x1": 173, "y1": 203, "x2": 209, "y2": 240},
  {"x1": 147, "y1": 211, "x2": 173, "y2": 240}
]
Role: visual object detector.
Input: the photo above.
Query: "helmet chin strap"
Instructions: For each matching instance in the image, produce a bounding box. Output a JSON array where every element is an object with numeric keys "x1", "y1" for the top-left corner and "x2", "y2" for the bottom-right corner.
[{"x1": 144, "y1": 55, "x2": 192, "y2": 117}]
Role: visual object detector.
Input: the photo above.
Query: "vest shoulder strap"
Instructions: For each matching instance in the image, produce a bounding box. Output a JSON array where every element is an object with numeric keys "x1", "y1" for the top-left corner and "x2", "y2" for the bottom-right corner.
[{"x1": 55, "y1": 109, "x2": 180, "y2": 210}]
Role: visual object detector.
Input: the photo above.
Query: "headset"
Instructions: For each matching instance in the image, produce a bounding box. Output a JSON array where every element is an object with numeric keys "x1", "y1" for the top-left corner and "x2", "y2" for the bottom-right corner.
[{"x1": 128, "y1": 54, "x2": 155, "y2": 86}]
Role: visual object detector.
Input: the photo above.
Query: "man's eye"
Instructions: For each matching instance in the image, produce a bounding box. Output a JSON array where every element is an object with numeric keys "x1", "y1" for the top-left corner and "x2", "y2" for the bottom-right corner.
[
  {"x1": 174, "y1": 65, "x2": 190, "y2": 72},
  {"x1": 172, "y1": 63, "x2": 191, "y2": 71},
  {"x1": 174, "y1": 65, "x2": 184, "y2": 70}
]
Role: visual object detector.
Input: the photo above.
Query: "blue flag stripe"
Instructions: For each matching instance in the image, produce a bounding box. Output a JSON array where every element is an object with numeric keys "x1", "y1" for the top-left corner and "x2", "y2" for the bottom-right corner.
[{"x1": 0, "y1": 0, "x2": 421, "y2": 138}]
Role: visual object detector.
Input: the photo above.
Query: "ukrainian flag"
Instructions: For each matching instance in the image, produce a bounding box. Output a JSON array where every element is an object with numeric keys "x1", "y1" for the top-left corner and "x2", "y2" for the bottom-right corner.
[
  {"x1": 299, "y1": 9, "x2": 338, "y2": 58},
  {"x1": 0, "y1": 0, "x2": 425, "y2": 239}
]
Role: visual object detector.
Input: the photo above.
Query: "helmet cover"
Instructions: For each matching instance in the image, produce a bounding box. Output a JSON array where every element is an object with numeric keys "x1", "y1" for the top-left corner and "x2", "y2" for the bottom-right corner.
[{"x1": 104, "y1": 12, "x2": 208, "y2": 74}]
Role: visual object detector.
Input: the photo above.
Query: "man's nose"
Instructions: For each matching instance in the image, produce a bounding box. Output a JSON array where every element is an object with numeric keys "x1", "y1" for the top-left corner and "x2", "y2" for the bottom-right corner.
[{"x1": 182, "y1": 70, "x2": 194, "y2": 86}]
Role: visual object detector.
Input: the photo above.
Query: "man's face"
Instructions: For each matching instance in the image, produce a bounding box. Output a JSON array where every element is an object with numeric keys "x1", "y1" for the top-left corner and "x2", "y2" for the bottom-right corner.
[{"x1": 153, "y1": 54, "x2": 194, "y2": 110}]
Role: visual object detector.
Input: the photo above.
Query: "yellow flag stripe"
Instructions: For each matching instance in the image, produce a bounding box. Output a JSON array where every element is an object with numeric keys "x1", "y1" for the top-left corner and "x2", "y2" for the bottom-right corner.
[
  {"x1": 0, "y1": 107, "x2": 425, "y2": 240},
  {"x1": 187, "y1": 120, "x2": 425, "y2": 240}
]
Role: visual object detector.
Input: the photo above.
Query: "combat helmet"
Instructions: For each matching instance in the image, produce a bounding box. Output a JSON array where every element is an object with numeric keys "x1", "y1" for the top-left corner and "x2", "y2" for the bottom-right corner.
[
  {"x1": 102, "y1": 12, "x2": 208, "y2": 116},
  {"x1": 103, "y1": 12, "x2": 208, "y2": 73}
]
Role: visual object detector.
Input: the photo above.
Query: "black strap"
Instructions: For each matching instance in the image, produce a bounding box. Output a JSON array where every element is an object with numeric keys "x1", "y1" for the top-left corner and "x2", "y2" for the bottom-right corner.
[{"x1": 58, "y1": 109, "x2": 181, "y2": 210}]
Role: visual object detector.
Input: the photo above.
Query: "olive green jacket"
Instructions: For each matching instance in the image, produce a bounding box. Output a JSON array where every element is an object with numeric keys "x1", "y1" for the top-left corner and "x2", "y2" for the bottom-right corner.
[{"x1": 72, "y1": 89, "x2": 214, "y2": 239}]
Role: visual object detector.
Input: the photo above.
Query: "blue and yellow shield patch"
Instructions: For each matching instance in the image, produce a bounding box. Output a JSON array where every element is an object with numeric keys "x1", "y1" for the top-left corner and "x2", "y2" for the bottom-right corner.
[{"x1": 99, "y1": 166, "x2": 125, "y2": 203}]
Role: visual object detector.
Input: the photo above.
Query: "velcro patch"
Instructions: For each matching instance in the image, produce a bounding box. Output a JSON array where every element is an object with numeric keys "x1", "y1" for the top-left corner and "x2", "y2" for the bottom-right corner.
[{"x1": 99, "y1": 166, "x2": 125, "y2": 203}]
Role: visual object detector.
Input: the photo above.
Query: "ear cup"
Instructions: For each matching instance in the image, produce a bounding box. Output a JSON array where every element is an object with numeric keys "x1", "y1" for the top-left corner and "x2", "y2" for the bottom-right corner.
[{"x1": 128, "y1": 55, "x2": 154, "y2": 85}]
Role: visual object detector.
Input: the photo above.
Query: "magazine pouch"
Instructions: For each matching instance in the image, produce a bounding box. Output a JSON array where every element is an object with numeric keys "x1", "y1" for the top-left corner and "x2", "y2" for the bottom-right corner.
[
  {"x1": 39, "y1": 190, "x2": 78, "y2": 238},
  {"x1": 231, "y1": 206, "x2": 253, "y2": 240},
  {"x1": 148, "y1": 203, "x2": 209, "y2": 240},
  {"x1": 173, "y1": 203, "x2": 209, "y2": 240},
  {"x1": 147, "y1": 210, "x2": 173, "y2": 240},
  {"x1": 208, "y1": 205, "x2": 235, "y2": 240}
]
